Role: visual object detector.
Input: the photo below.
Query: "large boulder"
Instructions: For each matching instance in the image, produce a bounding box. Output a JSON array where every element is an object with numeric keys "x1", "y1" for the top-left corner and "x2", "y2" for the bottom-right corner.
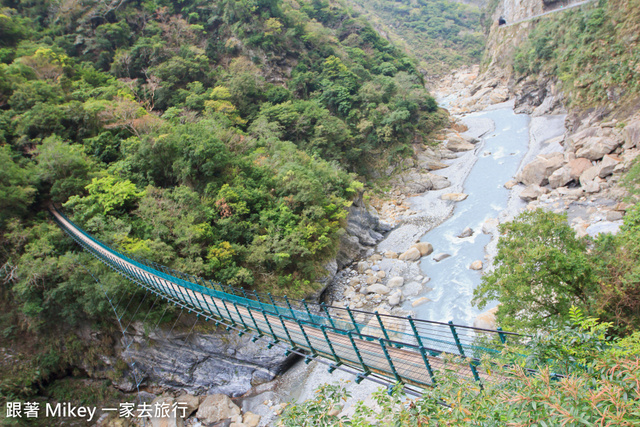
[
  {"x1": 176, "y1": 394, "x2": 200, "y2": 419},
  {"x1": 598, "y1": 154, "x2": 621, "y2": 178},
  {"x1": 196, "y1": 394, "x2": 241, "y2": 425},
  {"x1": 429, "y1": 173, "x2": 451, "y2": 190},
  {"x1": 568, "y1": 157, "x2": 593, "y2": 180},
  {"x1": 457, "y1": 227, "x2": 474, "y2": 238},
  {"x1": 548, "y1": 166, "x2": 572, "y2": 189},
  {"x1": 433, "y1": 253, "x2": 451, "y2": 262},
  {"x1": 517, "y1": 152, "x2": 564, "y2": 186},
  {"x1": 519, "y1": 184, "x2": 547, "y2": 201},
  {"x1": 473, "y1": 307, "x2": 499, "y2": 330},
  {"x1": 575, "y1": 137, "x2": 622, "y2": 161},
  {"x1": 411, "y1": 242, "x2": 434, "y2": 256},
  {"x1": 399, "y1": 247, "x2": 421, "y2": 262},
  {"x1": 243, "y1": 412, "x2": 261, "y2": 427},
  {"x1": 623, "y1": 119, "x2": 640, "y2": 149},
  {"x1": 366, "y1": 284, "x2": 390, "y2": 295},
  {"x1": 446, "y1": 136, "x2": 475, "y2": 152},
  {"x1": 579, "y1": 165, "x2": 601, "y2": 187},
  {"x1": 469, "y1": 260, "x2": 483, "y2": 270},
  {"x1": 150, "y1": 396, "x2": 184, "y2": 427}
]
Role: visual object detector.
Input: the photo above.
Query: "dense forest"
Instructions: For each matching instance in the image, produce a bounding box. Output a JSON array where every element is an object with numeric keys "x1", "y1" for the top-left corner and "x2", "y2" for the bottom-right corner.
[
  {"x1": 0, "y1": 0, "x2": 447, "y2": 399},
  {"x1": 345, "y1": 0, "x2": 486, "y2": 76}
]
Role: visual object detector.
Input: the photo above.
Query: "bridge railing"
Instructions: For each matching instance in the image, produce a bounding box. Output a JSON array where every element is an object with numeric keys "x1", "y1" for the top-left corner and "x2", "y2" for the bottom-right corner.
[{"x1": 51, "y1": 205, "x2": 528, "y2": 389}]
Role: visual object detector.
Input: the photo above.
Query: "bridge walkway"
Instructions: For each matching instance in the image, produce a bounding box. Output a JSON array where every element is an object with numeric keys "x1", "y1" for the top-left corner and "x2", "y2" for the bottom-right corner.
[{"x1": 51, "y1": 205, "x2": 523, "y2": 393}]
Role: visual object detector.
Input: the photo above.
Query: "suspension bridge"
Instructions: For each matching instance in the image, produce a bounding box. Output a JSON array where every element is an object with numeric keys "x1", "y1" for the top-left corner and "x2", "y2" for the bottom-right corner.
[{"x1": 50, "y1": 205, "x2": 525, "y2": 395}]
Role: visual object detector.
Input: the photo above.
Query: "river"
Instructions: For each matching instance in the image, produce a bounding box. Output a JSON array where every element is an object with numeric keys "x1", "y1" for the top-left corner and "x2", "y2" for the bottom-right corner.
[{"x1": 411, "y1": 107, "x2": 530, "y2": 325}]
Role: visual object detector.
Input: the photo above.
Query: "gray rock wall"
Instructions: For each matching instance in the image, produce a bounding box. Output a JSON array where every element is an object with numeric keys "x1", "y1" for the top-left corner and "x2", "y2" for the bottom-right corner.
[{"x1": 117, "y1": 321, "x2": 295, "y2": 397}]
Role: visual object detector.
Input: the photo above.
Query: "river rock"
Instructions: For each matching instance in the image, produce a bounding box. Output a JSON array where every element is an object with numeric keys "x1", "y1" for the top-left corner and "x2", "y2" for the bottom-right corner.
[
  {"x1": 548, "y1": 166, "x2": 572, "y2": 189},
  {"x1": 149, "y1": 396, "x2": 184, "y2": 427},
  {"x1": 243, "y1": 412, "x2": 261, "y2": 427},
  {"x1": 433, "y1": 253, "x2": 451, "y2": 262},
  {"x1": 598, "y1": 154, "x2": 620, "y2": 178},
  {"x1": 457, "y1": 227, "x2": 473, "y2": 238},
  {"x1": 424, "y1": 159, "x2": 449, "y2": 170},
  {"x1": 469, "y1": 260, "x2": 483, "y2": 270},
  {"x1": 411, "y1": 297, "x2": 430, "y2": 308},
  {"x1": 579, "y1": 165, "x2": 601, "y2": 186},
  {"x1": 402, "y1": 282, "x2": 423, "y2": 297},
  {"x1": 517, "y1": 152, "x2": 564, "y2": 186},
  {"x1": 365, "y1": 275, "x2": 378, "y2": 285},
  {"x1": 583, "y1": 180, "x2": 601, "y2": 193},
  {"x1": 411, "y1": 242, "x2": 434, "y2": 256},
  {"x1": 196, "y1": 394, "x2": 241, "y2": 425},
  {"x1": 441, "y1": 193, "x2": 468, "y2": 202},
  {"x1": 575, "y1": 136, "x2": 622, "y2": 160},
  {"x1": 586, "y1": 220, "x2": 623, "y2": 237},
  {"x1": 398, "y1": 247, "x2": 421, "y2": 261},
  {"x1": 176, "y1": 394, "x2": 200, "y2": 418},
  {"x1": 473, "y1": 307, "x2": 499, "y2": 330},
  {"x1": 384, "y1": 251, "x2": 398, "y2": 259},
  {"x1": 446, "y1": 136, "x2": 474, "y2": 152},
  {"x1": 568, "y1": 157, "x2": 592, "y2": 180},
  {"x1": 606, "y1": 210, "x2": 624, "y2": 221},
  {"x1": 429, "y1": 173, "x2": 452, "y2": 190},
  {"x1": 388, "y1": 290, "x2": 402, "y2": 306},
  {"x1": 519, "y1": 184, "x2": 547, "y2": 201},
  {"x1": 387, "y1": 277, "x2": 404, "y2": 288},
  {"x1": 504, "y1": 180, "x2": 518, "y2": 189},
  {"x1": 367, "y1": 284, "x2": 390, "y2": 295}
]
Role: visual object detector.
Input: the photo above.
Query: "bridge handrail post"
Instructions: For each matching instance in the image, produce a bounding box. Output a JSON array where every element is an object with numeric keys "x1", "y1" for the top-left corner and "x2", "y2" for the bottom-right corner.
[
  {"x1": 239, "y1": 289, "x2": 263, "y2": 338},
  {"x1": 277, "y1": 314, "x2": 297, "y2": 350},
  {"x1": 375, "y1": 311, "x2": 391, "y2": 344},
  {"x1": 232, "y1": 301, "x2": 250, "y2": 333},
  {"x1": 267, "y1": 293, "x2": 280, "y2": 315},
  {"x1": 379, "y1": 338, "x2": 402, "y2": 384},
  {"x1": 497, "y1": 327, "x2": 507, "y2": 344},
  {"x1": 448, "y1": 321, "x2": 465, "y2": 357},
  {"x1": 408, "y1": 316, "x2": 436, "y2": 385},
  {"x1": 448, "y1": 321, "x2": 482, "y2": 383},
  {"x1": 347, "y1": 331, "x2": 370, "y2": 383},
  {"x1": 253, "y1": 291, "x2": 278, "y2": 342},
  {"x1": 283, "y1": 295, "x2": 296, "y2": 320},
  {"x1": 206, "y1": 281, "x2": 227, "y2": 321},
  {"x1": 297, "y1": 320, "x2": 318, "y2": 360},
  {"x1": 320, "y1": 303, "x2": 337, "y2": 330},
  {"x1": 219, "y1": 296, "x2": 237, "y2": 327},
  {"x1": 302, "y1": 299, "x2": 313, "y2": 322},
  {"x1": 346, "y1": 307, "x2": 361, "y2": 336},
  {"x1": 320, "y1": 325, "x2": 341, "y2": 365}
]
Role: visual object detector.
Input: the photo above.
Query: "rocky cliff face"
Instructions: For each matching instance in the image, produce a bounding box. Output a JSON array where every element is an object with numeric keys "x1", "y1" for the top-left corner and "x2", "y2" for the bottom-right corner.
[
  {"x1": 109, "y1": 321, "x2": 294, "y2": 397},
  {"x1": 335, "y1": 194, "x2": 390, "y2": 270}
]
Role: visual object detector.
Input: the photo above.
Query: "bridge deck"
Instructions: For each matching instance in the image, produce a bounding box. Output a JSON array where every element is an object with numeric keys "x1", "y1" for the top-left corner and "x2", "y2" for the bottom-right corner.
[{"x1": 50, "y1": 206, "x2": 512, "y2": 391}]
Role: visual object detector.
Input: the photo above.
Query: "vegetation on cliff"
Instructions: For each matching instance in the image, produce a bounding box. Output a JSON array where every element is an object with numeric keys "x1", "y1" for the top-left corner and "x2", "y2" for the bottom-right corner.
[
  {"x1": 343, "y1": 0, "x2": 486, "y2": 76},
  {"x1": 513, "y1": 0, "x2": 640, "y2": 109}
]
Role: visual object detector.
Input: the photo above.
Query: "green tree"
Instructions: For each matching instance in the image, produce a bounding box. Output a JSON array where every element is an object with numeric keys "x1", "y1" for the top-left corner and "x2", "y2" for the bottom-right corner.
[
  {"x1": 473, "y1": 210, "x2": 597, "y2": 332},
  {"x1": 0, "y1": 145, "x2": 36, "y2": 227}
]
